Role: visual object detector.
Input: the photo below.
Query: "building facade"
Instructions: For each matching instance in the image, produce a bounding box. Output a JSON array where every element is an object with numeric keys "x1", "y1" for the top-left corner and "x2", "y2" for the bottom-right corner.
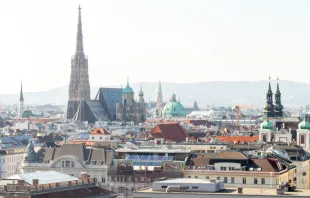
[
  {"x1": 21, "y1": 143, "x2": 114, "y2": 187},
  {"x1": 116, "y1": 78, "x2": 146, "y2": 124},
  {"x1": 0, "y1": 146, "x2": 26, "y2": 179}
]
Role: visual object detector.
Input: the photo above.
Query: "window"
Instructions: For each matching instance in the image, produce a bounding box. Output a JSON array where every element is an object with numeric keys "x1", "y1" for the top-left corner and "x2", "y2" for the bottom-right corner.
[
  {"x1": 192, "y1": 186, "x2": 198, "y2": 189},
  {"x1": 220, "y1": 167, "x2": 226, "y2": 171},
  {"x1": 161, "y1": 186, "x2": 168, "y2": 189},
  {"x1": 229, "y1": 167, "x2": 235, "y2": 171},
  {"x1": 262, "y1": 178, "x2": 265, "y2": 184},
  {"x1": 188, "y1": 176, "x2": 191, "y2": 178},
  {"x1": 100, "y1": 137, "x2": 102, "y2": 140},
  {"x1": 254, "y1": 178, "x2": 258, "y2": 184},
  {"x1": 217, "y1": 177, "x2": 220, "y2": 180},
  {"x1": 195, "y1": 176, "x2": 198, "y2": 179},
  {"x1": 301, "y1": 135, "x2": 305, "y2": 144},
  {"x1": 262, "y1": 134, "x2": 267, "y2": 142},
  {"x1": 206, "y1": 176, "x2": 209, "y2": 180},
  {"x1": 224, "y1": 177, "x2": 228, "y2": 183},
  {"x1": 92, "y1": 137, "x2": 94, "y2": 140},
  {"x1": 231, "y1": 177, "x2": 235, "y2": 184},
  {"x1": 242, "y1": 178, "x2": 246, "y2": 184}
]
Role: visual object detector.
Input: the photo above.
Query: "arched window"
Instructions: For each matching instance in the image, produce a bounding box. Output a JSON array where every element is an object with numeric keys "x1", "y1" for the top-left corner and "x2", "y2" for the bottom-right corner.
[
  {"x1": 262, "y1": 134, "x2": 267, "y2": 142},
  {"x1": 301, "y1": 135, "x2": 305, "y2": 144},
  {"x1": 124, "y1": 99, "x2": 127, "y2": 106}
]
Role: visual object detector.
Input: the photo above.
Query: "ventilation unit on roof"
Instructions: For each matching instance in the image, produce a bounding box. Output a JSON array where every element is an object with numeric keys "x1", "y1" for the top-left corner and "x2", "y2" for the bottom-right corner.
[
  {"x1": 249, "y1": 168, "x2": 254, "y2": 171},
  {"x1": 257, "y1": 168, "x2": 262, "y2": 171}
]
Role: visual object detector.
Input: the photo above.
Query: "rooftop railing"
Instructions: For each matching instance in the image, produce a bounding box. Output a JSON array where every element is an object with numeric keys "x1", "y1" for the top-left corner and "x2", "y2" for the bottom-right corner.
[{"x1": 0, "y1": 178, "x2": 95, "y2": 194}]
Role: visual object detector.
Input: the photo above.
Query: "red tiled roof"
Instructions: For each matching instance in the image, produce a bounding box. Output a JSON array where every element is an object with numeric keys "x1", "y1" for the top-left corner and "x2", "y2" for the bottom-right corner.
[
  {"x1": 150, "y1": 123, "x2": 189, "y2": 142},
  {"x1": 90, "y1": 128, "x2": 110, "y2": 135}
]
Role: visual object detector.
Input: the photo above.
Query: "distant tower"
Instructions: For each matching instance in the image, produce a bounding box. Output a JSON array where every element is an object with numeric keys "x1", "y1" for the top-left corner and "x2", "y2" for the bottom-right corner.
[
  {"x1": 264, "y1": 76, "x2": 274, "y2": 117},
  {"x1": 138, "y1": 84, "x2": 146, "y2": 122},
  {"x1": 18, "y1": 83, "x2": 24, "y2": 117},
  {"x1": 67, "y1": 5, "x2": 91, "y2": 119},
  {"x1": 138, "y1": 84, "x2": 145, "y2": 104},
  {"x1": 156, "y1": 81, "x2": 163, "y2": 116},
  {"x1": 193, "y1": 101, "x2": 199, "y2": 111},
  {"x1": 274, "y1": 78, "x2": 283, "y2": 117}
]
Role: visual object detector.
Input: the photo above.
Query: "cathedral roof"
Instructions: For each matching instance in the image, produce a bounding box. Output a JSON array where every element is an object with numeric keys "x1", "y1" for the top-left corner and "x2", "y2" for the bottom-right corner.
[
  {"x1": 162, "y1": 93, "x2": 186, "y2": 118},
  {"x1": 123, "y1": 77, "x2": 134, "y2": 94}
]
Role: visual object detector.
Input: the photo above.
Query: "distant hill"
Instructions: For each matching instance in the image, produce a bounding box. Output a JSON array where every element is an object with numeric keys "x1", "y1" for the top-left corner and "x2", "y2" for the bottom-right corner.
[{"x1": 0, "y1": 80, "x2": 308, "y2": 107}]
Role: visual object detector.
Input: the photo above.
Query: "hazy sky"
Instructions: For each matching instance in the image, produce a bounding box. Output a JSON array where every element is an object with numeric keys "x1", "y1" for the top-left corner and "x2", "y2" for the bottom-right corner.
[{"x1": 1, "y1": 0, "x2": 310, "y2": 94}]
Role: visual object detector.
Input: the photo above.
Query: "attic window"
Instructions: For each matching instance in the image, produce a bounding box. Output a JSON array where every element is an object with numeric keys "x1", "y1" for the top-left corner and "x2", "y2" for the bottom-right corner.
[{"x1": 91, "y1": 160, "x2": 96, "y2": 164}]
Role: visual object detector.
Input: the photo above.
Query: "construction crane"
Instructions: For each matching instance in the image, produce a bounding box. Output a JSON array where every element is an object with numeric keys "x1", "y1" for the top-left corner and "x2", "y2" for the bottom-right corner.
[
  {"x1": 234, "y1": 104, "x2": 256, "y2": 126},
  {"x1": 235, "y1": 106, "x2": 240, "y2": 126}
]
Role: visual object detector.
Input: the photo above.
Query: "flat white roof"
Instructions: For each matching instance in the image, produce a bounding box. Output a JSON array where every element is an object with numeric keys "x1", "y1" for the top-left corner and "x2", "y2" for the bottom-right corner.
[
  {"x1": 116, "y1": 148, "x2": 191, "y2": 153},
  {"x1": 155, "y1": 178, "x2": 213, "y2": 184},
  {"x1": 7, "y1": 171, "x2": 79, "y2": 185}
]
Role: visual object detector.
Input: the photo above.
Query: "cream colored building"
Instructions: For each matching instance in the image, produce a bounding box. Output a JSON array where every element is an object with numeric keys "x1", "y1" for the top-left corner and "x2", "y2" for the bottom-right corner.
[{"x1": 185, "y1": 151, "x2": 297, "y2": 189}]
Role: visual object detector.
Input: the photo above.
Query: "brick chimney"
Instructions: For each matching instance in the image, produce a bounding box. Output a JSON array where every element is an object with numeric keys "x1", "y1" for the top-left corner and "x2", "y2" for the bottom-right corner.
[
  {"x1": 32, "y1": 179, "x2": 39, "y2": 185},
  {"x1": 18, "y1": 180, "x2": 25, "y2": 185}
]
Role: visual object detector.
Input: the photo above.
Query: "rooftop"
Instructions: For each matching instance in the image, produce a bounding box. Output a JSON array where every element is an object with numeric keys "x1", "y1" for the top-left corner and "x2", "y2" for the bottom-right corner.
[
  {"x1": 135, "y1": 187, "x2": 310, "y2": 197},
  {"x1": 6, "y1": 171, "x2": 79, "y2": 185}
]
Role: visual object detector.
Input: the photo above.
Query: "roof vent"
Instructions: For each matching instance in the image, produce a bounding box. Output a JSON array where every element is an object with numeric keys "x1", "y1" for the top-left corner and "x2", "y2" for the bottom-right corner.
[{"x1": 249, "y1": 168, "x2": 254, "y2": 171}]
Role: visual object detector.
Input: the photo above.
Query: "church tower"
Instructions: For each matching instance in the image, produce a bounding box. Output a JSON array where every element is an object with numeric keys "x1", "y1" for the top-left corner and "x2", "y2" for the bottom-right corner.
[
  {"x1": 138, "y1": 85, "x2": 146, "y2": 122},
  {"x1": 274, "y1": 78, "x2": 283, "y2": 117},
  {"x1": 156, "y1": 81, "x2": 163, "y2": 116},
  {"x1": 67, "y1": 5, "x2": 91, "y2": 119},
  {"x1": 138, "y1": 84, "x2": 145, "y2": 104},
  {"x1": 263, "y1": 77, "x2": 274, "y2": 117},
  {"x1": 18, "y1": 83, "x2": 24, "y2": 117}
]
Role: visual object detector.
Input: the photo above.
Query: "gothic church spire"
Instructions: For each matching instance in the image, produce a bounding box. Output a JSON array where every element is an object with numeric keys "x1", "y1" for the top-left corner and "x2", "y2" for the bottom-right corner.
[
  {"x1": 76, "y1": 5, "x2": 84, "y2": 53},
  {"x1": 20, "y1": 82, "x2": 24, "y2": 101},
  {"x1": 67, "y1": 5, "x2": 91, "y2": 119}
]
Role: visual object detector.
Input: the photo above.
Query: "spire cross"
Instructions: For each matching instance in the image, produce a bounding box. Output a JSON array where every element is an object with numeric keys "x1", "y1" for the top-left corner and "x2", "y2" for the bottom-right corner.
[
  {"x1": 78, "y1": 4, "x2": 81, "y2": 11},
  {"x1": 269, "y1": 75, "x2": 271, "y2": 81},
  {"x1": 127, "y1": 77, "x2": 129, "y2": 86}
]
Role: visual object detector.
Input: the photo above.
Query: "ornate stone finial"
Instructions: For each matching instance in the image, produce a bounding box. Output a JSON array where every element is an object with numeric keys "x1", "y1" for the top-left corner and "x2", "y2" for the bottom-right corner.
[
  {"x1": 277, "y1": 77, "x2": 279, "y2": 81},
  {"x1": 282, "y1": 123, "x2": 285, "y2": 129}
]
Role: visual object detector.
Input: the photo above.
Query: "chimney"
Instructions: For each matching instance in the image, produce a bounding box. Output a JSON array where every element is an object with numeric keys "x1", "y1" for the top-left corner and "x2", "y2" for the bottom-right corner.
[
  {"x1": 80, "y1": 172, "x2": 88, "y2": 179},
  {"x1": 32, "y1": 179, "x2": 39, "y2": 186},
  {"x1": 18, "y1": 180, "x2": 25, "y2": 185}
]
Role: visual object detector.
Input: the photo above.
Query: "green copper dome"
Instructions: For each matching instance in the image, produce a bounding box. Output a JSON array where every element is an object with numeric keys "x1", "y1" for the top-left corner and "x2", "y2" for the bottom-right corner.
[
  {"x1": 298, "y1": 117, "x2": 310, "y2": 130},
  {"x1": 162, "y1": 93, "x2": 186, "y2": 118},
  {"x1": 123, "y1": 77, "x2": 134, "y2": 94},
  {"x1": 260, "y1": 117, "x2": 274, "y2": 130}
]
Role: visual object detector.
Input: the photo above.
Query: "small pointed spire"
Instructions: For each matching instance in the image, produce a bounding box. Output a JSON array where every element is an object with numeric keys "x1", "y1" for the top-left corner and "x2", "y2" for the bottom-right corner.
[
  {"x1": 76, "y1": 5, "x2": 84, "y2": 53},
  {"x1": 268, "y1": 75, "x2": 272, "y2": 93},
  {"x1": 139, "y1": 84, "x2": 144, "y2": 96},
  {"x1": 276, "y1": 77, "x2": 281, "y2": 94},
  {"x1": 127, "y1": 77, "x2": 129, "y2": 86},
  {"x1": 20, "y1": 82, "x2": 24, "y2": 101}
]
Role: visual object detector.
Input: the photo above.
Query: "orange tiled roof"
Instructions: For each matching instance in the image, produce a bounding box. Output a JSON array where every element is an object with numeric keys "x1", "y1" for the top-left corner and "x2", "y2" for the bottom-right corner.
[
  {"x1": 90, "y1": 128, "x2": 110, "y2": 135},
  {"x1": 215, "y1": 136, "x2": 259, "y2": 143}
]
